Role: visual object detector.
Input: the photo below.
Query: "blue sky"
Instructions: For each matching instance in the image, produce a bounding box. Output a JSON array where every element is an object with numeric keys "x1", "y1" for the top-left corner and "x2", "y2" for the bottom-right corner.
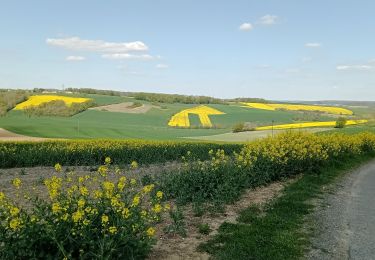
[{"x1": 0, "y1": 0, "x2": 374, "y2": 100}]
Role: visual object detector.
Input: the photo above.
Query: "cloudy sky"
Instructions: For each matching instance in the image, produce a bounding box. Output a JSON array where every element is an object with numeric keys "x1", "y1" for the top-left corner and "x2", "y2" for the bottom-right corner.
[{"x1": 0, "y1": 0, "x2": 374, "y2": 100}]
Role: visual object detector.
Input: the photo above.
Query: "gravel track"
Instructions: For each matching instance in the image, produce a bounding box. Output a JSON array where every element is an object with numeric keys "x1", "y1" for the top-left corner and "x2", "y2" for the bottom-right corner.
[{"x1": 307, "y1": 158, "x2": 375, "y2": 260}]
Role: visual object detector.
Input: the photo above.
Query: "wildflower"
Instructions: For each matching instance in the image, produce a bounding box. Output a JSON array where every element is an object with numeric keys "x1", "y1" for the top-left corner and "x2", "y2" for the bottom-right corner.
[
  {"x1": 93, "y1": 190, "x2": 103, "y2": 199},
  {"x1": 77, "y1": 198, "x2": 86, "y2": 208},
  {"x1": 105, "y1": 157, "x2": 112, "y2": 165},
  {"x1": 122, "y1": 208, "x2": 130, "y2": 219},
  {"x1": 130, "y1": 179, "x2": 137, "y2": 186},
  {"x1": 79, "y1": 186, "x2": 89, "y2": 196},
  {"x1": 10, "y1": 207, "x2": 20, "y2": 216},
  {"x1": 141, "y1": 210, "x2": 147, "y2": 218},
  {"x1": 72, "y1": 210, "x2": 84, "y2": 223},
  {"x1": 0, "y1": 191, "x2": 5, "y2": 201},
  {"x1": 9, "y1": 218, "x2": 22, "y2": 230},
  {"x1": 52, "y1": 202, "x2": 62, "y2": 214},
  {"x1": 156, "y1": 191, "x2": 163, "y2": 199},
  {"x1": 142, "y1": 184, "x2": 154, "y2": 193},
  {"x1": 130, "y1": 161, "x2": 138, "y2": 169},
  {"x1": 101, "y1": 214, "x2": 109, "y2": 225},
  {"x1": 146, "y1": 227, "x2": 155, "y2": 237},
  {"x1": 98, "y1": 165, "x2": 108, "y2": 176},
  {"x1": 108, "y1": 226, "x2": 118, "y2": 234},
  {"x1": 54, "y1": 163, "x2": 62, "y2": 173},
  {"x1": 164, "y1": 203, "x2": 171, "y2": 211},
  {"x1": 12, "y1": 178, "x2": 22, "y2": 189},
  {"x1": 131, "y1": 195, "x2": 140, "y2": 207},
  {"x1": 83, "y1": 219, "x2": 90, "y2": 226},
  {"x1": 61, "y1": 213, "x2": 69, "y2": 221},
  {"x1": 152, "y1": 204, "x2": 162, "y2": 214}
]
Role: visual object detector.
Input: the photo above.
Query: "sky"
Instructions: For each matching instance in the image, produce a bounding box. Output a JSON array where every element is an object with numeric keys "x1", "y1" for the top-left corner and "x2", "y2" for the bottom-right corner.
[{"x1": 0, "y1": 0, "x2": 374, "y2": 101}]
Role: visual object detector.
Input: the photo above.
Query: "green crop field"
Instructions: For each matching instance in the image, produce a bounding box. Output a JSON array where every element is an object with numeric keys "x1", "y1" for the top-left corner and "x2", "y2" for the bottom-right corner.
[{"x1": 0, "y1": 93, "x2": 369, "y2": 141}]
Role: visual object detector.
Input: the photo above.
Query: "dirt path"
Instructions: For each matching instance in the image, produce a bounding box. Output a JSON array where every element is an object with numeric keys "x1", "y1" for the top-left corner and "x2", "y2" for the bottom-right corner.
[
  {"x1": 0, "y1": 128, "x2": 47, "y2": 142},
  {"x1": 307, "y1": 158, "x2": 375, "y2": 260}
]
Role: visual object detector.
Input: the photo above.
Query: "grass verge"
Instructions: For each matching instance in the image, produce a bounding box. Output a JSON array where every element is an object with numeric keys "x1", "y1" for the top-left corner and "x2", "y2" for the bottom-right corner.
[{"x1": 199, "y1": 154, "x2": 375, "y2": 260}]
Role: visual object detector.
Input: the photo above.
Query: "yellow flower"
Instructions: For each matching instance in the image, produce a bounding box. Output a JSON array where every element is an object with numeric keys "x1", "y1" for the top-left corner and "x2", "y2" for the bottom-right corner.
[
  {"x1": 54, "y1": 163, "x2": 62, "y2": 173},
  {"x1": 52, "y1": 202, "x2": 62, "y2": 214},
  {"x1": 61, "y1": 213, "x2": 69, "y2": 221},
  {"x1": 77, "y1": 198, "x2": 86, "y2": 208},
  {"x1": 164, "y1": 203, "x2": 171, "y2": 211},
  {"x1": 78, "y1": 177, "x2": 85, "y2": 183},
  {"x1": 156, "y1": 191, "x2": 163, "y2": 199},
  {"x1": 122, "y1": 208, "x2": 130, "y2": 219},
  {"x1": 10, "y1": 207, "x2": 20, "y2": 216},
  {"x1": 108, "y1": 226, "x2": 117, "y2": 234},
  {"x1": 79, "y1": 186, "x2": 89, "y2": 196},
  {"x1": 83, "y1": 219, "x2": 90, "y2": 226},
  {"x1": 98, "y1": 165, "x2": 108, "y2": 176},
  {"x1": 105, "y1": 157, "x2": 112, "y2": 165},
  {"x1": 0, "y1": 192, "x2": 5, "y2": 201},
  {"x1": 130, "y1": 179, "x2": 137, "y2": 186},
  {"x1": 146, "y1": 227, "x2": 155, "y2": 237},
  {"x1": 130, "y1": 161, "x2": 138, "y2": 169},
  {"x1": 142, "y1": 184, "x2": 154, "y2": 193},
  {"x1": 72, "y1": 210, "x2": 84, "y2": 223},
  {"x1": 93, "y1": 190, "x2": 103, "y2": 199},
  {"x1": 12, "y1": 178, "x2": 22, "y2": 189},
  {"x1": 152, "y1": 204, "x2": 162, "y2": 214},
  {"x1": 9, "y1": 218, "x2": 22, "y2": 230},
  {"x1": 141, "y1": 210, "x2": 147, "y2": 218},
  {"x1": 101, "y1": 214, "x2": 109, "y2": 225},
  {"x1": 131, "y1": 195, "x2": 140, "y2": 207}
]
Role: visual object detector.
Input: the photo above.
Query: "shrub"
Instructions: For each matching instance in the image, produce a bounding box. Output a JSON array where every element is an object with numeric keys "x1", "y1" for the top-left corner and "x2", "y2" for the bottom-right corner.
[
  {"x1": 0, "y1": 140, "x2": 242, "y2": 168},
  {"x1": 335, "y1": 117, "x2": 347, "y2": 128},
  {"x1": 0, "y1": 159, "x2": 169, "y2": 259},
  {"x1": 232, "y1": 122, "x2": 246, "y2": 133},
  {"x1": 23, "y1": 100, "x2": 94, "y2": 117}
]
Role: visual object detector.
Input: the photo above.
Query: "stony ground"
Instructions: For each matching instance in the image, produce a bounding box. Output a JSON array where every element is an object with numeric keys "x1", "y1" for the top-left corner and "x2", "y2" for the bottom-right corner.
[{"x1": 306, "y1": 158, "x2": 375, "y2": 260}]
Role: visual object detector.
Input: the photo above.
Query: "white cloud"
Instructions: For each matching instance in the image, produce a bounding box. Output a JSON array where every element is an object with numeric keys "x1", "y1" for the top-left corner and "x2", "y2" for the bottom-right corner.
[
  {"x1": 305, "y1": 43, "x2": 322, "y2": 48},
  {"x1": 369, "y1": 59, "x2": 375, "y2": 63},
  {"x1": 239, "y1": 23, "x2": 253, "y2": 31},
  {"x1": 65, "y1": 55, "x2": 86, "y2": 61},
  {"x1": 46, "y1": 37, "x2": 148, "y2": 53},
  {"x1": 302, "y1": 57, "x2": 312, "y2": 63},
  {"x1": 258, "y1": 15, "x2": 278, "y2": 25},
  {"x1": 336, "y1": 64, "x2": 373, "y2": 71},
  {"x1": 101, "y1": 53, "x2": 154, "y2": 60},
  {"x1": 156, "y1": 64, "x2": 168, "y2": 69}
]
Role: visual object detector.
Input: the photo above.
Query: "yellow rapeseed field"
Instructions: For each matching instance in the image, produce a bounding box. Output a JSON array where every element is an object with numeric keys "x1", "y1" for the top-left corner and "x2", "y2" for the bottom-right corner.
[
  {"x1": 168, "y1": 105, "x2": 225, "y2": 127},
  {"x1": 242, "y1": 102, "x2": 353, "y2": 115},
  {"x1": 255, "y1": 119, "x2": 368, "y2": 130},
  {"x1": 14, "y1": 95, "x2": 92, "y2": 110}
]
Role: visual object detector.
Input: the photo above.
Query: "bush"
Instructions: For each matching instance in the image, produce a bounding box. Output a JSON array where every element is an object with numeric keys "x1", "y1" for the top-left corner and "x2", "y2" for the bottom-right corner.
[
  {"x1": 335, "y1": 117, "x2": 347, "y2": 128},
  {"x1": 159, "y1": 132, "x2": 375, "y2": 205},
  {"x1": 0, "y1": 140, "x2": 242, "y2": 168},
  {"x1": 0, "y1": 159, "x2": 169, "y2": 259},
  {"x1": 23, "y1": 100, "x2": 93, "y2": 117},
  {"x1": 232, "y1": 122, "x2": 246, "y2": 133}
]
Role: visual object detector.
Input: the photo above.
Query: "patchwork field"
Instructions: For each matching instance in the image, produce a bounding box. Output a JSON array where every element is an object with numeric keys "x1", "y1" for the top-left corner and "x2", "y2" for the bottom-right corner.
[{"x1": 0, "y1": 92, "x2": 373, "y2": 141}]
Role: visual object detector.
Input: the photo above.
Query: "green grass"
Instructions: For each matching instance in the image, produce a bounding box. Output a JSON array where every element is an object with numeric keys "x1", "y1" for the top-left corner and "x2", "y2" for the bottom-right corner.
[
  {"x1": 199, "y1": 154, "x2": 375, "y2": 260},
  {"x1": 0, "y1": 100, "x2": 310, "y2": 140}
]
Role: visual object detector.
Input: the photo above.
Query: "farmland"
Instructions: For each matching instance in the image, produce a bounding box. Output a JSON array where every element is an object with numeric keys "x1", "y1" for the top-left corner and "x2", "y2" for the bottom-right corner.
[
  {"x1": 0, "y1": 91, "x2": 369, "y2": 141},
  {"x1": 1, "y1": 90, "x2": 375, "y2": 259}
]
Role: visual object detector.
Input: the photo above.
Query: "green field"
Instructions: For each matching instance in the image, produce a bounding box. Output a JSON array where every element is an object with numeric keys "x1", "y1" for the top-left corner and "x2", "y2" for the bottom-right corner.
[{"x1": 0, "y1": 93, "x2": 366, "y2": 140}]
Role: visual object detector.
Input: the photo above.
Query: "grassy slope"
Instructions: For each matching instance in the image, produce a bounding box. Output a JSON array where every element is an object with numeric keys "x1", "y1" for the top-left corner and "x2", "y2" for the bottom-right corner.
[
  {"x1": 0, "y1": 97, "x2": 311, "y2": 140},
  {"x1": 200, "y1": 154, "x2": 375, "y2": 260}
]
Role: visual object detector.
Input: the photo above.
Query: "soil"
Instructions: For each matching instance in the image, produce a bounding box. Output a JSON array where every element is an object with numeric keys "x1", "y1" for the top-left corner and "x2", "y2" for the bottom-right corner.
[
  {"x1": 89, "y1": 102, "x2": 160, "y2": 114},
  {"x1": 149, "y1": 180, "x2": 291, "y2": 260},
  {"x1": 0, "y1": 128, "x2": 48, "y2": 142}
]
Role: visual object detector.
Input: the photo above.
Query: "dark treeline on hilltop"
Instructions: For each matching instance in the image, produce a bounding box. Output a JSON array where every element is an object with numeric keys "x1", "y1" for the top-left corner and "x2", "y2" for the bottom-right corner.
[
  {"x1": 6, "y1": 87, "x2": 268, "y2": 105},
  {"x1": 130, "y1": 92, "x2": 226, "y2": 104},
  {"x1": 59, "y1": 88, "x2": 268, "y2": 104}
]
